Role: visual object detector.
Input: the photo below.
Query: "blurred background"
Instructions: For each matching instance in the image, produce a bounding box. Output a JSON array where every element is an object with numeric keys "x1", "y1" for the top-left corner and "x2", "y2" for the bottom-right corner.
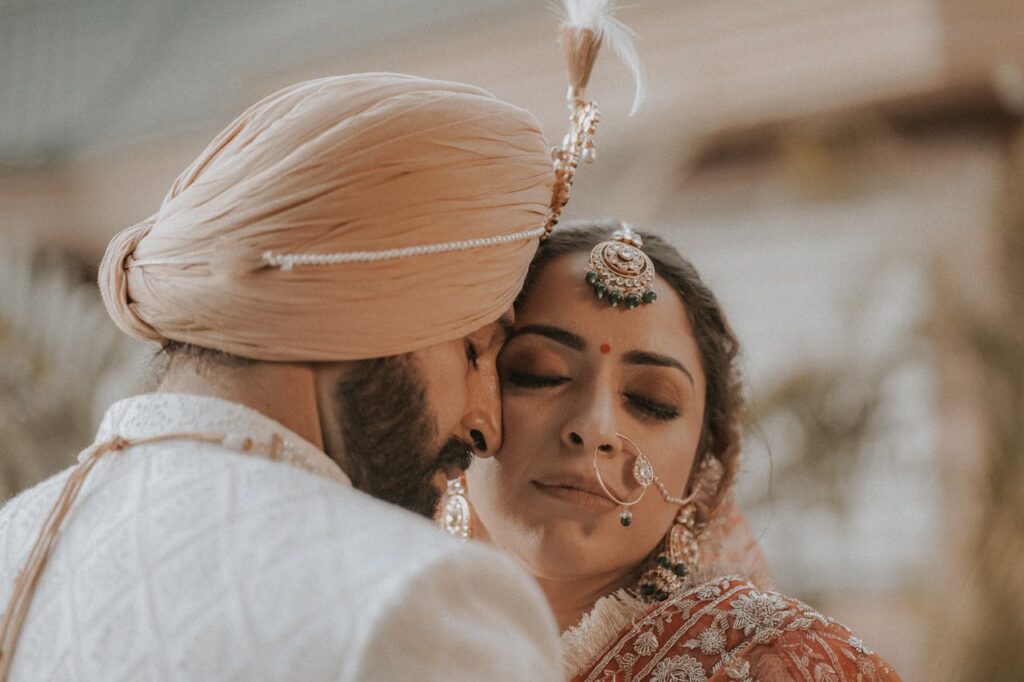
[{"x1": 1, "y1": 1, "x2": 1022, "y2": 678}]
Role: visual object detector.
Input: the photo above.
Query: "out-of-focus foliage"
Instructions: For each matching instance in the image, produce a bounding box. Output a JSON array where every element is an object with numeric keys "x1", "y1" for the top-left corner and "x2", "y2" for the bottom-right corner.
[
  {"x1": 742, "y1": 302, "x2": 919, "y2": 517},
  {"x1": 946, "y1": 128, "x2": 1024, "y2": 682},
  {"x1": 0, "y1": 238, "x2": 148, "y2": 500},
  {"x1": 744, "y1": 362, "x2": 883, "y2": 515}
]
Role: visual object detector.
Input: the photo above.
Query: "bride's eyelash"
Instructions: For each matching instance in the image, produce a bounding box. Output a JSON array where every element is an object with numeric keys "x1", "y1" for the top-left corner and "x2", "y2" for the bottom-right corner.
[
  {"x1": 624, "y1": 393, "x2": 680, "y2": 421},
  {"x1": 503, "y1": 369, "x2": 681, "y2": 420},
  {"x1": 504, "y1": 370, "x2": 569, "y2": 388}
]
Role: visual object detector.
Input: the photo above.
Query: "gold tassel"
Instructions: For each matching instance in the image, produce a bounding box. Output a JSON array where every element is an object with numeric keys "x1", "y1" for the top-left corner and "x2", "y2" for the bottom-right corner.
[
  {"x1": 0, "y1": 431, "x2": 245, "y2": 680},
  {"x1": 0, "y1": 438, "x2": 125, "y2": 680},
  {"x1": 561, "y1": 25, "x2": 603, "y2": 99}
]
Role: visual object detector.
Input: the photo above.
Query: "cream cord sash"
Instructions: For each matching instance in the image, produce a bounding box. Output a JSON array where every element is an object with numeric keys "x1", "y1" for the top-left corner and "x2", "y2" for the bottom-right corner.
[{"x1": 0, "y1": 431, "x2": 286, "y2": 680}]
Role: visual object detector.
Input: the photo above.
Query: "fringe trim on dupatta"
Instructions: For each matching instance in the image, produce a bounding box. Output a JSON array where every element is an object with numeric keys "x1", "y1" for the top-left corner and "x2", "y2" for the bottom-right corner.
[{"x1": 560, "y1": 589, "x2": 647, "y2": 678}]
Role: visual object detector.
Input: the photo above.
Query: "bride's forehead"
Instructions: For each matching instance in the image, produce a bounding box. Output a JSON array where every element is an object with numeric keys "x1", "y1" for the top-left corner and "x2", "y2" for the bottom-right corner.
[{"x1": 518, "y1": 252, "x2": 694, "y2": 341}]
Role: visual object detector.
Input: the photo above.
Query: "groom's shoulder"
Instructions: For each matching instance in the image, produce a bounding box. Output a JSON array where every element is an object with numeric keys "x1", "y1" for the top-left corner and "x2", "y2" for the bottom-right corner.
[
  {"x1": 171, "y1": 450, "x2": 511, "y2": 592},
  {"x1": 193, "y1": 458, "x2": 563, "y2": 679},
  {"x1": 253, "y1": 462, "x2": 512, "y2": 585},
  {"x1": 0, "y1": 453, "x2": 562, "y2": 680}
]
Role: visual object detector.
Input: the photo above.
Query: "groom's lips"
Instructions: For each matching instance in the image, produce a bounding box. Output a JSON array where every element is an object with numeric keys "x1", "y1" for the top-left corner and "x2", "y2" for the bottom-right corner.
[{"x1": 531, "y1": 474, "x2": 617, "y2": 511}]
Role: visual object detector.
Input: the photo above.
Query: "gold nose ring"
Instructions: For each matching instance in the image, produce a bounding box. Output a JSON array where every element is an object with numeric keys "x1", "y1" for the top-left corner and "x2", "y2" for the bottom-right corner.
[{"x1": 592, "y1": 433, "x2": 652, "y2": 527}]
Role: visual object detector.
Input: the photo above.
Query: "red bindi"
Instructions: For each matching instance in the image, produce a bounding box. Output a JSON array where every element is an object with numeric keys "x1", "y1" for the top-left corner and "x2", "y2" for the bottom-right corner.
[{"x1": 600, "y1": 343, "x2": 612, "y2": 355}]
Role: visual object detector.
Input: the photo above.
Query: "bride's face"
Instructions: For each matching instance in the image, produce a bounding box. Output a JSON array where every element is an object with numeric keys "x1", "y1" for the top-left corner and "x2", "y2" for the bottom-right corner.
[{"x1": 467, "y1": 252, "x2": 707, "y2": 582}]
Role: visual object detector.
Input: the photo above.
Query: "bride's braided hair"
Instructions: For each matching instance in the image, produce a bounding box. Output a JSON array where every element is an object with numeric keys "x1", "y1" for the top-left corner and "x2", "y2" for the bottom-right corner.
[{"x1": 521, "y1": 221, "x2": 745, "y2": 527}]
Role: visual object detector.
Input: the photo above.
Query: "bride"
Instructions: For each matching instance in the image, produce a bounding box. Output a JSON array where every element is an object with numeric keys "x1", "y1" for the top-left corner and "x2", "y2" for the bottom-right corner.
[{"x1": 443, "y1": 221, "x2": 900, "y2": 681}]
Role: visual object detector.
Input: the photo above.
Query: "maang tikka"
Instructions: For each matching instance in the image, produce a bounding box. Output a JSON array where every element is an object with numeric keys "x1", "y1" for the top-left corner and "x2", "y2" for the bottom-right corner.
[{"x1": 584, "y1": 225, "x2": 657, "y2": 308}]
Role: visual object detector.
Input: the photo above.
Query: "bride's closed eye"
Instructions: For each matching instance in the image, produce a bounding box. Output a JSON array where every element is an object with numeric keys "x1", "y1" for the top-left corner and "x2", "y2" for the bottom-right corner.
[
  {"x1": 503, "y1": 370, "x2": 570, "y2": 388},
  {"x1": 623, "y1": 392, "x2": 680, "y2": 421},
  {"x1": 622, "y1": 374, "x2": 685, "y2": 422},
  {"x1": 499, "y1": 349, "x2": 572, "y2": 389}
]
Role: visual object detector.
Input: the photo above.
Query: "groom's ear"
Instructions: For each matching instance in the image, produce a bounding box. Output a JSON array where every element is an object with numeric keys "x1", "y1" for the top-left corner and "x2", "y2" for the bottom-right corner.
[{"x1": 310, "y1": 361, "x2": 354, "y2": 471}]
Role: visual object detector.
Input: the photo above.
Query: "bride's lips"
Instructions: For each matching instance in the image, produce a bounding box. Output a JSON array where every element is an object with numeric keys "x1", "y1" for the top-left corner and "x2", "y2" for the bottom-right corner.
[{"x1": 531, "y1": 475, "x2": 618, "y2": 511}]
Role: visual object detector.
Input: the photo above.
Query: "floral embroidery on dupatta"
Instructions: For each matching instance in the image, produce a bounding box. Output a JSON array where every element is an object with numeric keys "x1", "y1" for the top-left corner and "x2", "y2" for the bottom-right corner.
[
  {"x1": 649, "y1": 654, "x2": 706, "y2": 682},
  {"x1": 568, "y1": 577, "x2": 900, "y2": 682},
  {"x1": 727, "y1": 590, "x2": 795, "y2": 644}
]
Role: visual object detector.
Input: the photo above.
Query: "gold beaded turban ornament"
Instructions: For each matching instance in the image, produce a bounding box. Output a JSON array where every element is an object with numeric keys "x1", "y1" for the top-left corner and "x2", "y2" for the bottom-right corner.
[{"x1": 552, "y1": 2, "x2": 657, "y2": 311}]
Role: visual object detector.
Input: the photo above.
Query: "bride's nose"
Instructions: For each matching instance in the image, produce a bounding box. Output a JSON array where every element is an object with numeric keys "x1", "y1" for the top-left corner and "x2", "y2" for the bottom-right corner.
[{"x1": 560, "y1": 391, "x2": 621, "y2": 456}]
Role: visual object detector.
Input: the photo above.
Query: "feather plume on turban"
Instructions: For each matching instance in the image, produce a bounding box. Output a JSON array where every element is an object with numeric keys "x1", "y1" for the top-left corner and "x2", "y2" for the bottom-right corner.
[{"x1": 99, "y1": 73, "x2": 553, "y2": 361}]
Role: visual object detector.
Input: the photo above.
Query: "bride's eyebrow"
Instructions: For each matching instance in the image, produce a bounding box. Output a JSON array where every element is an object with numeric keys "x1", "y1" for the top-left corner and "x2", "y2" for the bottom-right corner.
[
  {"x1": 622, "y1": 350, "x2": 695, "y2": 387},
  {"x1": 508, "y1": 324, "x2": 585, "y2": 351}
]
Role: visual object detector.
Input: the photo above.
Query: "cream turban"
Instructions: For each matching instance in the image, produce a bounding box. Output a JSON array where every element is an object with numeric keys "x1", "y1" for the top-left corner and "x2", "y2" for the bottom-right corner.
[{"x1": 99, "y1": 73, "x2": 553, "y2": 361}]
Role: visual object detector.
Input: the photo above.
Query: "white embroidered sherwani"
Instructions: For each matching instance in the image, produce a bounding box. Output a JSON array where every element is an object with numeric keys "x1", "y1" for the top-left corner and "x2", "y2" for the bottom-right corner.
[{"x1": 0, "y1": 394, "x2": 562, "y2": 681}]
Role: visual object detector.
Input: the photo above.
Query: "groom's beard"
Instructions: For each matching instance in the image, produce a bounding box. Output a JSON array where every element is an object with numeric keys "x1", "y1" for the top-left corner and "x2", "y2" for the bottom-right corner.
[{"x1": 334, "y1": 355, "x2": 474, "y2": 517}]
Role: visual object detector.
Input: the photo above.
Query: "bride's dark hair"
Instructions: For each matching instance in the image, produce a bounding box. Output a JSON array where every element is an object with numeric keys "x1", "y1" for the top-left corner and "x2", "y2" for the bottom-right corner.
[{"x1": 520, "y1": 220, "x2": 744, "y2": 525}]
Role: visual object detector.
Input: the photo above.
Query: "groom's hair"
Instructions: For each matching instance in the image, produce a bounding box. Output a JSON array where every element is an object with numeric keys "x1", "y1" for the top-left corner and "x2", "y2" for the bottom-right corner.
[
  {"x1": 520, "y1": 221, "x2": 744, "y2": 527},
  {"x1": 159, "y1": 340, "x2": 255, "y2": 370}
]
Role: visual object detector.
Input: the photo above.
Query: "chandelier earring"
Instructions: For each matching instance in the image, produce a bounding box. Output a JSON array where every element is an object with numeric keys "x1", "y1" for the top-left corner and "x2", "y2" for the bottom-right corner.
[
  {"x1": 636, "y1": 501, "x2": 699, "y2": 601},
  {"x1": 637, "y1": 455, "x2": 724, "y2": 602},
  {"x1": 438, "y1": 475, "x2": 472, "y2": 540}
]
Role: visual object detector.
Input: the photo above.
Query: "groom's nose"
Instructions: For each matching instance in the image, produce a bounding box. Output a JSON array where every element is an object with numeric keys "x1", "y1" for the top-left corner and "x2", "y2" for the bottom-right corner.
[{"x1": 459, "y1": 360, "x2": 502, "y2": 458}]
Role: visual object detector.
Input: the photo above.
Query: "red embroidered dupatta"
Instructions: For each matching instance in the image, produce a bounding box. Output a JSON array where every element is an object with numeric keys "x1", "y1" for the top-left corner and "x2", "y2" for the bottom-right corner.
[{"x1": 569, "y1": 576, "x2": 900, "y2": 682}]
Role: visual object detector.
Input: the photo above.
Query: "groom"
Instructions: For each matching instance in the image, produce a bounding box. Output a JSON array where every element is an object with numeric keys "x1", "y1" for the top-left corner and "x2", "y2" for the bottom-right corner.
[{"x1": 0, "y1": 75, "x2": 561, "y2": 680}]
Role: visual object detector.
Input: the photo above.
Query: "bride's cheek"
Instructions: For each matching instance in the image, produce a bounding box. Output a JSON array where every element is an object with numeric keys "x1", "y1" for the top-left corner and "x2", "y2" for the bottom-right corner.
[{"x1": 501, "y1": 391, "x2": 551, "y2": 428}]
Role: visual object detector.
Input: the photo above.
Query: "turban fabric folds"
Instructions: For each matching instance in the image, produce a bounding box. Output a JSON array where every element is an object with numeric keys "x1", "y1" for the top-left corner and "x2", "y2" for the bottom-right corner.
[{"x1": 99, "y1": 74, "x2": 553, "y2": 361}]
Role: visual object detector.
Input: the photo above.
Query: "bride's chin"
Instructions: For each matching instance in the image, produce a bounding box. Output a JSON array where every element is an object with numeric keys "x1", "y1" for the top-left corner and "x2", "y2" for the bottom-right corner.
[{"x1": 511, "y1": 518, "x2": 621, "y2": 580}]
